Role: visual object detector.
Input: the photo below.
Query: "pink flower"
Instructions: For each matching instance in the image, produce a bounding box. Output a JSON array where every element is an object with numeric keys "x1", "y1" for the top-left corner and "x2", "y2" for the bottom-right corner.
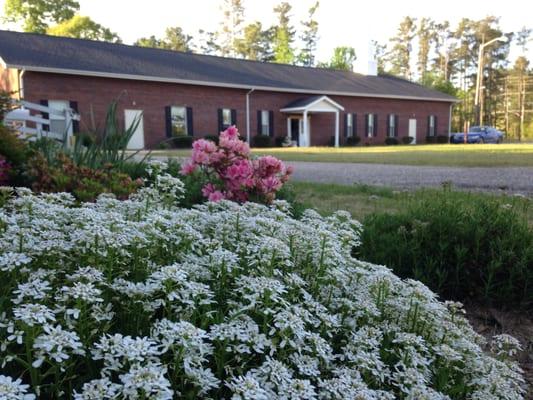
[
  {"x1": 222, "y1": 125, "x2": 239, "y2": 140},
  {"x1": 208, "y1": 190, "x2": 225, "y2": 202},
  {"x1": 180, "y1": 161, "x2": 197, "y2": 175}
]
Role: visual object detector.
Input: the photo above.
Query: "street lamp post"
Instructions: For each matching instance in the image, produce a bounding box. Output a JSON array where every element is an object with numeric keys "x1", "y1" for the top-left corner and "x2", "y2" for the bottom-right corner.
[{"x1": 474, "y1": 36, "x2": 507, "y2": 126}]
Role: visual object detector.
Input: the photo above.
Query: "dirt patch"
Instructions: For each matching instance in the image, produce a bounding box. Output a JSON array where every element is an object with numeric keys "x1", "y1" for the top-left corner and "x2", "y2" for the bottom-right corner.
[{"x1": 465, "y1": 305, "x2": 533, "y2": 399}]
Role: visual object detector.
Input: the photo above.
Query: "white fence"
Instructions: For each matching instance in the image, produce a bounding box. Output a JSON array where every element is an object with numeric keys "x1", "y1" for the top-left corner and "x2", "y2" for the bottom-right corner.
[{"x1": 3, "y1": 100, "x2": 80, "y2": 147}]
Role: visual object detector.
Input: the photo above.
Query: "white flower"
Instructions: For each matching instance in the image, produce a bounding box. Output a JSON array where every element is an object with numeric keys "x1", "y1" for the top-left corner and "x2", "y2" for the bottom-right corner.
[
  {"x1": 13, "y1": 303, "x2": 55, "y2": 327},
  {"x1": 0, "y1": 375, "x2": 36, "y2": 400},
  {"x1": 119, "y1": 362, "x2": 173, "y2": 400},
  {"x1": 73, "y1": 377, "x2": 122, "y2": 399},
  {"x1": 491, "y1": 334, "x2": 522, "y2": 358},
  {"x1": 32, "y1": 324, "x2": 84, "y2": 367},
  {"x1": 0, "y1": 252, "x2": 31, "y2": 272},
  {"x1": 227, "y1": 373, "x2": 271, "y2": 400}
]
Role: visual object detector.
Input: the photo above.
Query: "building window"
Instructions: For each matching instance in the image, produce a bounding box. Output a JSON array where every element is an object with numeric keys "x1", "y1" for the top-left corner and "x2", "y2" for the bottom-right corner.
[
  {"x1": 48, "y1": 100, "x2": 69, "y2": 134},
  {"x1": 261, "y1": 110, "x2": 270, "y2": 135},
  {"x1": 428, "y1": 115, "x2": 436, "y2": 136},
  {"x1": 346, "y1": 113, "x2": 353, "y2": 137},
  {"x1": 366, "y1": 113, "x2": 375, "y2": 137},
  {"x1": 388, "y1": 114, "x2": 397, "y2": 137},
  {"x1": 170, "y1": 106, "x2": 187, "y2": 136},
  {"x1": 222, "y1": 108, "x2": 232, "y2": 127}
]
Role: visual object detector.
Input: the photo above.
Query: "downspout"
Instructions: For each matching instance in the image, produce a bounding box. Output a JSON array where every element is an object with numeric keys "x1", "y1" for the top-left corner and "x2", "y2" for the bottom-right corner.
[
  {"x1": 18, "y1": 69, "x2": 26, "y2": 100},
  {"x1": 246, "y1": 88, "x2": 255, "y2": 144}
]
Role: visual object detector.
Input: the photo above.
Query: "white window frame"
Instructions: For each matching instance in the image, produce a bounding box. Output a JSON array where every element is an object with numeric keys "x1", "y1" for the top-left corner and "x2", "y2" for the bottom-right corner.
[
  {"x1": 222, "y1": 108, "x2": 232, "y2": 127},
  {"x1": 388, "y1": 114, "x2": 396, "y2": 138},
  {"x1": 346, "y1": 113, "x2": 353, "y2": 137},
  {"x1": 367, "y1": 114, "x2": 374, "y2": 137},
  {"x1": 48, "y1": 100, "x2": 70, "y2": 135},
  {"x1": 428, "y1": 115, "x2": 436, "y2": 136},
  {"x1": 170, "y1": 106, "x2": 188, "y2": 137},
  {"x1": 261, "y1": 110, "x2": 270, "y2": 136}
]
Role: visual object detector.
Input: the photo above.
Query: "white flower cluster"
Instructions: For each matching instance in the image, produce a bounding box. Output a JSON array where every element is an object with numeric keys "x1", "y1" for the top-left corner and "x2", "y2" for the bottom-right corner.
[{"x1": 0, "y1": 188, "x2": 525, "y2": 399}]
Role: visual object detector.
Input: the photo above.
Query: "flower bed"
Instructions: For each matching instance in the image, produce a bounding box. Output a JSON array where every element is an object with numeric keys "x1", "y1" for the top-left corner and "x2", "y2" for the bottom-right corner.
[{"x1": 0, "y1": 186, "x2": 525, "y2": 399}]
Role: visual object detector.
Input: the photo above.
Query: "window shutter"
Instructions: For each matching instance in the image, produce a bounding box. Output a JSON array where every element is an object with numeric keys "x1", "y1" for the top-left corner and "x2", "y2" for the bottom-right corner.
[
  {"x1": 40, "y1": 99, "x2": 49, "y2": 131},
  {"x1": 69, "y1": 101, "x2": 79, "y2": 134},
  {"x1": 386, "y1": 114, "x2": 391, "y2": 137},
  {"x1": 186, "y1": 107, "x2": 193, "y2": 136},
  {"x1": 394, "y1": 115, "x2": 399, "y2": 137},
  {"x1": 365, "y1": 114, "x2": 369, "y2": 137},
  {"x1": 269, "y1": 111, "x2": 274, "y2": 137},
  {"x1": 374, "y1": 114, "x2": 378, "y2": 136},
  {"x1": 434, "y1": 116, "x2": 438, "y2": 135},
  {"x1": 217, "y1": 109, "x2": 223, "y2": 132},
  {"x1": 257, "y1": 110, "x2": 262, "y2": 134},
  {"x1": 427, "y1": 116, "x2": 431, "y2": 136},
  {"x1": 344, "y1": 113, "x2": 348, "y2": 137},
  {"x1": 165, "y1": 106, "x2": 172, "y2": 138},
  {"x1": 353, "y1": 113, "x2": 357, "y2": 136},
  {"x1": 231, "y1": 109, "x2": 237, "y2": 126}
]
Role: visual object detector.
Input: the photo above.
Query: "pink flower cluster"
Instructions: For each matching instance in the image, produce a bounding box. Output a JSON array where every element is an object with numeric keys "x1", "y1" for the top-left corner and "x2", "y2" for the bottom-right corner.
[
  {"x1": 0, "y1": 158, "x2": 11, "y2": 185},
  {"x1": 181, "y1": 126, "x2": 292, "y2": 203}
]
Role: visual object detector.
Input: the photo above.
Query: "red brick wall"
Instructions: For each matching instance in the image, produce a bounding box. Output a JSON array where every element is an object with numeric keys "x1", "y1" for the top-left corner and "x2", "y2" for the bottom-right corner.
[{"x1": 22, "y1": 71, "x2": 452, "y2": 148}]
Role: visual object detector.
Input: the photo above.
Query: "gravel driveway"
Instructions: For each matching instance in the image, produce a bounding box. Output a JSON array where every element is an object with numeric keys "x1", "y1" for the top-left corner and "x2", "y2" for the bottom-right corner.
[{"x1": 288, "y1": 161, "x2": 533, "y2": 194}]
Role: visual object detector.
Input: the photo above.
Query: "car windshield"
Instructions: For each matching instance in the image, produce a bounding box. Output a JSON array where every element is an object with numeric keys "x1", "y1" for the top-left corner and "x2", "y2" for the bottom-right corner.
[{"x1": 470, "y1": 127, "x2": 484, "y2": 132}]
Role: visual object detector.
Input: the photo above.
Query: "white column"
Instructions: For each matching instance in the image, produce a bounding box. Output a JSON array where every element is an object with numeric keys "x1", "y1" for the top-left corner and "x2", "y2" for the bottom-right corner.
[
  {"x1": 286, "y1": 117, "x2": 291, "y2": 139},
  {"x1": 303, "y1": 110, "x2": 308, "y2": 147},
  {"x1": 334, "y1": 111, "x2": 340, "y2": 148}
]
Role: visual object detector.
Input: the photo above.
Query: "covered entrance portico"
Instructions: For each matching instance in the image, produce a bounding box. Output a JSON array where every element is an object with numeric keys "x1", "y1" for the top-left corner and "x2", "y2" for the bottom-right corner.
[{"x1": 280, "y1": 95, "x2": 344, "y2": 147}]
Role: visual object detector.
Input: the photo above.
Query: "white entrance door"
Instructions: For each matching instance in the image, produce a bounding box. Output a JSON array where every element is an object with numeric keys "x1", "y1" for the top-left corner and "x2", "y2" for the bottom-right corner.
[
  {"x1": 408, "y1": 119, "x2": 417, "y2": 144},
  {"x1": 125, "y1": 109, "x2": 144, "y2": 150},
  {"x1": 298, "y1": 117, "x2": 311, "y2": 147}
]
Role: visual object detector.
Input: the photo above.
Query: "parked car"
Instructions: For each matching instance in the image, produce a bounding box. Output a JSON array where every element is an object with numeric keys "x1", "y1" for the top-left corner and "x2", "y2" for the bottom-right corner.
[{"x1": 450, "y1": 126, "x2": 504, "y2": 144}]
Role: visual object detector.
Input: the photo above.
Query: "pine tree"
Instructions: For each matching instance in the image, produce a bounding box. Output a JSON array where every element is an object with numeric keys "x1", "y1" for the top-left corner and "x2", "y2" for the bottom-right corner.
[
  {"x1": 234, "y1": 22, "x2": 274, "y2": 61},
  {"x1": 387, "y1": 16, "x2": 417, "y2": 79},
  {"x1": 297, "y1": 1, "x2": 320, "y2": 66},
  {"x1": 135, "y1": 26, "x2": 193, "y2": 52},
  {"x1": 416, "y1": 18, "x2": 435, "y2": 80},
  {"x1": 273, "y1": 2, "x2": 295, "y2": 64},
  {"x1": 218, "y1": 0, "x2": 245, "y2": 57}
]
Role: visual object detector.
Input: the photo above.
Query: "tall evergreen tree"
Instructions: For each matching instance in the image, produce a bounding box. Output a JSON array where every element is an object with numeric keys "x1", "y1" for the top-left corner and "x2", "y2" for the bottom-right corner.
[
  {"x1": 416, "y1": 18, "x2": 435, "y2": 80},
  {"x1": 318, "y1": 46, "x2": 356, "y2": 71},
  {"x1": 47, "y1": 15, "x2": 120, "y2": 42},
  {"x1": 234, "y1": 22, "x2": 274, "y2": 61},
  {"x1": 218, "y1": 0, "x2": 245, "y2": 57},
  {"x1": 371, "y1": 40, "x2": 387, "y2": 74},
  {"x1": 273, "y1": 2, "x2": 295, "y2": 64},
  {"x1": 135, "y1": 26, "x2": 193, "y2": 52},
  {"x1": 297, "y1": 1, "x2": 320, "y2": 66},
  {"x1": 387, "y1": 16, "x2": 417, "y2": 79},
  {"x1": 196, "y1": 29, "x2": 220, "y2": 55}
]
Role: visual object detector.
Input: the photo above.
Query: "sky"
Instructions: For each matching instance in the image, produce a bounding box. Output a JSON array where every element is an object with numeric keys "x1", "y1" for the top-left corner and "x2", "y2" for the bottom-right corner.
[{"x1": 1, "y1": 0, "x2": 532, "y2": 71}]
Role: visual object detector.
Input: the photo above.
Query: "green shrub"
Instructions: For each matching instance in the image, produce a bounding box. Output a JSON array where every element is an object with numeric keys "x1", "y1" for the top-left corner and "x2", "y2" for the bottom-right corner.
[
  {"x1": 0, "y1": 125, "x2": 30, "y2": 167},
  {"x1": 172, "y1": 136, "x2": 193, "y2": 148},
  {"x1": 203, "y1": 135, "x2": 220, "y2": 145},
  {"x1": 275, "y1": 136, "x2": 286, "y2": 147},
  {"x1": 436, "y1": 135, "x2": 450, "y2": 143},
  {"x1": 358, "y1": 191, "x2": 533, "y2": 309},
  {"x1": 401, "y1": 136, "x2": 414, "y2": 144},
  {"x1": 426, "y1": 135, "x2": 437, "y2": 144},
  {"x1": 345, "y1": 136, "x2": 361, "y2": 146},
  {"x1": 252, "y1": 135, "x2": 272, "y2": 148},
  {"x1": 384, "y1": 137, "x2": 399, "y2": 145}
]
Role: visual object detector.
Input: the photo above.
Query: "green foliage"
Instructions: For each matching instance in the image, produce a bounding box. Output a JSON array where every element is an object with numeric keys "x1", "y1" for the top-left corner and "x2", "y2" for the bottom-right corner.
[
  {"x1": 401, "y1": 136, "x2": 414, "y2": 144},
  {"x1": 387, "y1": 16, "x2": 417, "y2": 79},
  {"x1": 420, "y1": 71, "x2": 457, "y2": 96},
  {"x1": 46, "y1": 15, "x2": 121, "y2": 42},
  {"x1": 135, "y1": 26, "x2": 193, "y2": 52},
  {"x1": 203, "y1": 135, "x2": 220, "y2": 145},
  {"x1": 251, "y1": 135, "x2": 272, "y2": 148},
  {"x1": 297, "y1": 1, "x2": 319, "y2": 66},
  {"x1": 0, "y1": 125, "x2": 30, "y2": 167},
  {"x1": 272, "y1": 2, "x2": 295, "y2": 64},
  {"x1": 358, "y1": 191, "x2": 533, "y2": 309},
  {"x1": 171, "y1": 136, "x2": 193, "y2": 149},
  {"x1": 344, "y1": 136, "x2": 361, "y2": 146},
  {"x1": 318, "y1": 46, "x2": 356, "y2": 71},
  {"x1": 384, "y1": 137, "x2": 399, "y2": 145},
  {"x1": 234, "y1": 22, "x2": 274, "y2": 61},
  {"x1": 4, "y1": 0, "x2": 79, "y2": 33}
]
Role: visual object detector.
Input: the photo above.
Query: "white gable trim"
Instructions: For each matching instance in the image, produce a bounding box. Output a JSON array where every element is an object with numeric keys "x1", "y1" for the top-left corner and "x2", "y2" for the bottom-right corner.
[{"x1": 280, "y1": 95, "x2": 345, "y2": 112}]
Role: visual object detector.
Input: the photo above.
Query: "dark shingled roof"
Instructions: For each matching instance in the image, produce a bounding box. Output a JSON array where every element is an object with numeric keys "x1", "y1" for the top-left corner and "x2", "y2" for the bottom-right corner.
[{"x1": 0, "y1": 30, "x2": 456, "y2": 102}]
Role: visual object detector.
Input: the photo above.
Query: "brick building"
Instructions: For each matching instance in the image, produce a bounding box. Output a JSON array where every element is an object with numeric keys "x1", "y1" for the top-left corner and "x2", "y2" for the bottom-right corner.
[{"x1": 0, "y1": 30, "x2": 456, "y2": 148}]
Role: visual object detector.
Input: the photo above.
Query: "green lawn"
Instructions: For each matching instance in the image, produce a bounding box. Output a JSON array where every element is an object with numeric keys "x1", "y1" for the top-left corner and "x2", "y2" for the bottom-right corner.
[
  {"x1": 149, "y1": 143, "x2": 533, "y2": 167},
  {"x1": 286, "y1": 181, "x2": 533, "y2": 225}
]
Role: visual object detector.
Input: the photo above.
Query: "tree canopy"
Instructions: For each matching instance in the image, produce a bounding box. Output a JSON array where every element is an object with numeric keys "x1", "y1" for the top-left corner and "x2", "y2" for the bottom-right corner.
[
  {"x1": 4, "y1": 0, "x2": 80, "y2": 33},
  {"x1": 47, "y1": 15, "x2": 121, "y2": 42}
]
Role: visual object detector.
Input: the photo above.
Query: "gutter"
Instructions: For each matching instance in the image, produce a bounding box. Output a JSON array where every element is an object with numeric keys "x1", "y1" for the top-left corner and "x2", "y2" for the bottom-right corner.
[
  {"x1": 18, "y1": 69, "x2": 25, "y2": 99},
  {"x1": 5, "y1": 63, "x2": 459, "y2": 104},
  {"x1": 245, "y1": 88, "x2": 255, "y2": 143}
]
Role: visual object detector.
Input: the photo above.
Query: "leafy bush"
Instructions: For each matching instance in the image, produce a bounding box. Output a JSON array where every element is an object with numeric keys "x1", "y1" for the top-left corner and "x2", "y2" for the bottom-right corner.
[
  {"x1": 203, "y1": 135, "x2": 220, "y2": 145},
  {"x1": 0, "y1": 125, "x2": 30, "y2": 167},
  {"x1": 401, "y1": 136, "x2": 414, "y2": 144},
  {"x1": 172, "y1": 136, "x2": 193, "y2": 148},
  {"x1": 0, "y1": 190, "x2": 525, "y2": 399},
  {"x1": 252, "y1": 135, "x2": 272, "y2": 148},
  {"x1": 426, "y1": 135, "x2": 437, "y2": 144},
  {"x1": 275, "y1": 136, "x2": 285, "y2": 147},
  {"x1": 358, "y1": 191, "x2": 533, "y2": 309},
  {"x1": 345, "y1": 136, "x2": 361, "y2": 146},
  {"x1": 181, "y1": 126, "x2": 292, "y2": 203},
  {"x1": 384, "y1": 137, "x2": 399, "y2": 145},
  {"x1": 436, "y1": 135, "x2": 450, "y2": 143}
]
